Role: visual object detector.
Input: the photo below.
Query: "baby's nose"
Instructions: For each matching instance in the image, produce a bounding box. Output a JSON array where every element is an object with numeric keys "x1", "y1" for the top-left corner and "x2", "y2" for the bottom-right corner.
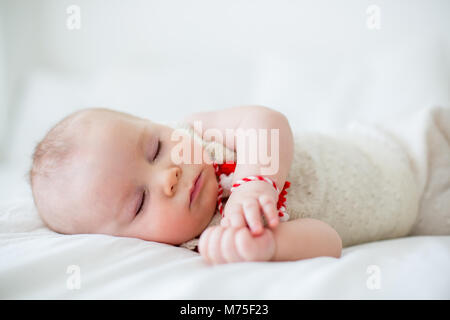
[{"x1": 164, "y1": 167, "x2": 181, "y2": 196}]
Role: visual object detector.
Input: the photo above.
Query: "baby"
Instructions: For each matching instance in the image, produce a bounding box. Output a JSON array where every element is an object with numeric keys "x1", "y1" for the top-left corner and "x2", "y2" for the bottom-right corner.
[
  {"x1": 29, "y1": 106, "x2": 342, "y2": 263},
  {"x1": 29, "y1": 105, "x2": 450, "y2": 264}
]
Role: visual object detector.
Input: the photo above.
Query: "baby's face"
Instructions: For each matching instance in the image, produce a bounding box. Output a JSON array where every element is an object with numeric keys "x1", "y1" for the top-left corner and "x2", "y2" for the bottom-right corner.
[{"x1": 67, "y1": 111, "x2": 218, "y2": 245}]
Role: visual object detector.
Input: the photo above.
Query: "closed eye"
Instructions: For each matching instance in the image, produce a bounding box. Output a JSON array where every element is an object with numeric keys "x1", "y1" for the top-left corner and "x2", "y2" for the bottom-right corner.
[
  {"x1": 136, "y1": 190, "x2": 146, "y2": 216},
  {"x1": 152, "y1": 140, "x2": 161, "y2": 162}
]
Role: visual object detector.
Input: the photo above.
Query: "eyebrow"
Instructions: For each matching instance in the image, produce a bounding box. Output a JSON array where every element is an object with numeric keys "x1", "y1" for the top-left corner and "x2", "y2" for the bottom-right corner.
[{"x1": 137, "y1": 125, "x2": 148, "y2": 156}]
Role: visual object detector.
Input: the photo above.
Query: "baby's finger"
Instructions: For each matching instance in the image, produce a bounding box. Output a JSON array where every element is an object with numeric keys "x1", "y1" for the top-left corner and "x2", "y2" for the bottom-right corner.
[
  {"x1": 225, "y1": 203, "x2": 246, "y2": 229},
  {"x1": 220, "y1": 228, "x2": 244, "y2": 263},
  {"x1": 243, "y1": 199, "x2": 264, "y2": 236},
  {"x1": 229, "y1": 212, "x2": 246, "y2": 229},
  {"x1": 234, "y1": 228, "x2": 258, "y2": 261},
  {"x1": 207, "y1": 227, "x2": 226, "y2": 264},
  {"x1": 198, "y1": 227, "x2": 214, "y2": 262},
  {"x1": 259, "y1": 195, "x2": 279, "y2": 228},
  {"x1": 235, "y1": 228, "x2": 275, "y2": 262}
]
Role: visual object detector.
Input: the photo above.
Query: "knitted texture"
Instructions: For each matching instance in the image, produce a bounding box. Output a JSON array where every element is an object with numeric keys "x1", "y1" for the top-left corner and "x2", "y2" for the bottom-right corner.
[{"x1": 285, "y1": 129, "x2": 419, "y2": 247}]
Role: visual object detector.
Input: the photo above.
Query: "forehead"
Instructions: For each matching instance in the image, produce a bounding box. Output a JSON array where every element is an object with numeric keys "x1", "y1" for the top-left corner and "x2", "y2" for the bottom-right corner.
[
  {"x1": 85, "y1": 111, "x2": 144, "y2": 144},
  {"x1": 81, "y1": 112, "x2": 145, "y2": 170}
]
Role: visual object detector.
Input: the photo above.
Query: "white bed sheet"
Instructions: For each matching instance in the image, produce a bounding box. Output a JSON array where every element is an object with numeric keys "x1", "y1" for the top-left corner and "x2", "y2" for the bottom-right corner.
[{"x1": 0, "y1": 163, "x2": 449, "y2": 299}]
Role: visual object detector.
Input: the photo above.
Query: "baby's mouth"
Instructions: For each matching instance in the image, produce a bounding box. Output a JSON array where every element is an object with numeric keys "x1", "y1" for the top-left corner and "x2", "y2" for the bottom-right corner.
[{"x1": 189, "y1": 170, "x2": 203, "y2": 207}]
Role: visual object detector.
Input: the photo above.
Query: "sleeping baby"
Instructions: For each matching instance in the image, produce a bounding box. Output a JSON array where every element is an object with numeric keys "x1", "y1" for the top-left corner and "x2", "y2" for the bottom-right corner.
[{"x1": 29, "y1": 105, "x2": 450, "y2": 264}]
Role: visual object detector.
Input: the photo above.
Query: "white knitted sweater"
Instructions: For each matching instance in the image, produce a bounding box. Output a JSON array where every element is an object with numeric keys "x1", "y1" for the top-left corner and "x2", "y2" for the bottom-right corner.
[{"x1": 175, "y1": 106, "x2": 450, "y2": 250}]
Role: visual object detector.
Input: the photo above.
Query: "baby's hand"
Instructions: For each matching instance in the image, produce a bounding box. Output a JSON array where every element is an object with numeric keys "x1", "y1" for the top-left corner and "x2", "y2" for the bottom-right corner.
[
  {"x1": 221, "y1": 180, "x2": 280, "y2": 236},
  {"x1": 198, "y1": 226, "x2": 276, "y2": 264}
]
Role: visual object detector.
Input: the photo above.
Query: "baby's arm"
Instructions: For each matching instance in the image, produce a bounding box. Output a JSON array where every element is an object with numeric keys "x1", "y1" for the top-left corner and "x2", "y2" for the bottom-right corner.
[
  {"x1": 183, "y1": 105, "x2": 294, "y2": 232},
  {"x1": 199, "y1": 218, "x2": 342, "y2": 263},
  {"x1": 270, "y1": 218, "x2": 342, "y2": 261},
  {"x1": 183, "y1": 105, "x2": 293, "y2": 189},
  {"x1": 185, "y1": 106, "x2": 342, "y2": 262}
]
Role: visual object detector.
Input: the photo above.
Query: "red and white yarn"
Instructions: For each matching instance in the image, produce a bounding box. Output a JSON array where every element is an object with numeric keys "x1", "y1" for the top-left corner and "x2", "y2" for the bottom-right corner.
[
  {"x1": 231, "y1": 176, "x2": 279, "y2": 193},
  {"x1": 213, "y1": 161, "x2": 290, "y2": 222}
]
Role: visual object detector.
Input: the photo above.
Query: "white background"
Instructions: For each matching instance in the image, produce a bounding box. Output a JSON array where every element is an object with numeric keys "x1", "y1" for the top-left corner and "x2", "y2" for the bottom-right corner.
[{"x1": 1, "y1": 0, "x2": 449, "y2": 175}]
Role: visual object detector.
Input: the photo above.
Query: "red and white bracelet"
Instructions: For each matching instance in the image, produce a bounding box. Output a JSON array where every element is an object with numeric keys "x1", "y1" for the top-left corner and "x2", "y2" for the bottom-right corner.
[
  {"x1": 213, "y1": 162, "x2": 290, "y2": 221},
  {"x1": 230, "y1": 176, "x2": 280, "y2": 193}
]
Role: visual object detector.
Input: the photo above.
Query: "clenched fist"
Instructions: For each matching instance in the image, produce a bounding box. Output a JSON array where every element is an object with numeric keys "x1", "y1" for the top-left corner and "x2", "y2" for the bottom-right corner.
[{"x1": 198, "y1": 225, "x2": 276, "y2": 264}]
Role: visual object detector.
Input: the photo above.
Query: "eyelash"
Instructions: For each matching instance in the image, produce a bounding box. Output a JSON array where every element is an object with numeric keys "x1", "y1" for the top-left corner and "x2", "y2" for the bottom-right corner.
[
  {"x1": 153, "y1": 140, "x2": 161, "y2": 161},
  {"x1": 136, "y1": 140, "x2": 161, "y2": 216},
  {"x1": 136, "y1": 190, "x2": 146, "y2": 216}
]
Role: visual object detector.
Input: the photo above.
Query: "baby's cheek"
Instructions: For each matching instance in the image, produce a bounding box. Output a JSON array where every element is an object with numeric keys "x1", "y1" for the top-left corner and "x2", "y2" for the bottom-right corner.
[{"x1": 205, "y1": 176, "x2": 220, "y2": 215}]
